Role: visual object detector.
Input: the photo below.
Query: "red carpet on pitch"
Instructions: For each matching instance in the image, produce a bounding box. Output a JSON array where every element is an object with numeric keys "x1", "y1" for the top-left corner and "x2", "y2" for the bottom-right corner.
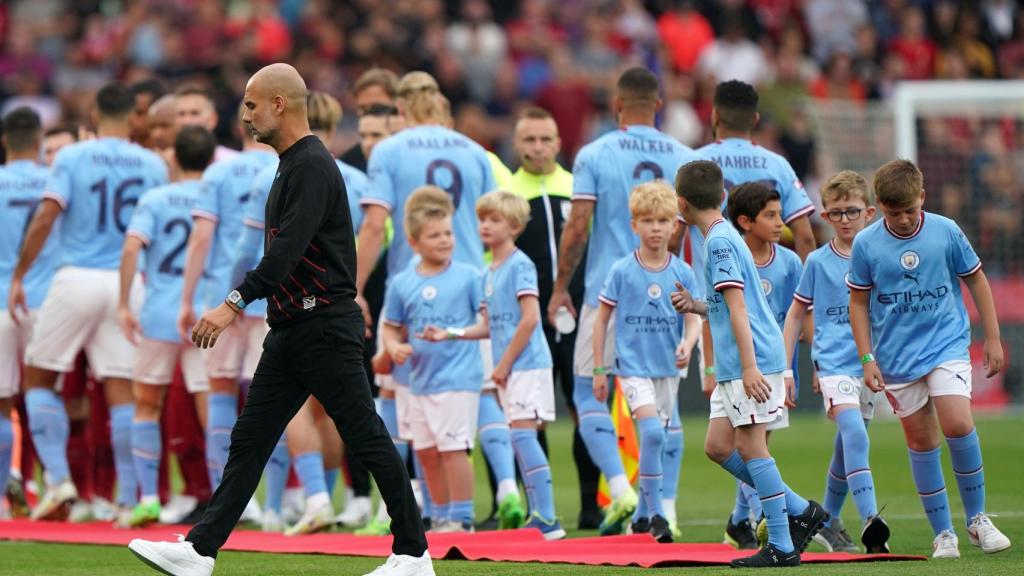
[{"x1": 0, "y1": 520, "x2": 926, "y2": 568}]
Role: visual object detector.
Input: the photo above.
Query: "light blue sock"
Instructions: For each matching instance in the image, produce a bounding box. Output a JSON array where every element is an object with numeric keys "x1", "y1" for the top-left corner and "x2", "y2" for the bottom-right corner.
[
  {"x1": 294, "y1": 451, "x2": 328, "y2": 498},
  {"x1": 477, "y1": 394, "x2": 516, "y2": 485},
  {"x1": 206, "y1": 393, "x2": 237, "y2": 489},
  {"x1": 662, "y1": 410, "x2": 683, "y2": 502},
  {"x1": 720, "y1": 450, "x2": 756, "y2": 486},
  {"x1": 264, "y1": 435, "x2": 289, "y2": 514},
  {"x1": 637, "y1": 417, "x2": 665, "y2": 519},
  {"x1": 747, "y1": 457, "x2": 795, "y2": 553},
  {"x1": 741, "y1": 481, "x2": 762, "y2": 521},
  {"x1": 24, "y1": 389, "x2": 70, "y2": 485},
  {"x1": 110, "y1": 404, "x2": 137, "y2": 507},
  {"x1": 573, "y1": 375, "x2": 625, "y2": 479},
  {"x1": 822, "y1": 431, "x2": 848, "y2": 527},
  {"x1": 731, "y1": 480, "x2": 751, "y2": 525},
  {"x1": 131, "y1": 419, "x2": 161, "y2": 500},
  {"x1": 449, "y1": 499, "x2": 474, "y2": 527},
  {"x1": 324, "y1": 467, "x2": 340, "y2": 498},
  {"x1": 837, "y1": 409, "x2": 876, "y2": 522},
  {"x1": 510, "y1": 428, "x2": 555, "y2": 520},
  {"x1": 909, "y1": 447, "x2": 953, "y2": 535},
  {"x1": 722, "y1": 450, "x2": 805, "y2": 517},
  {"x1": 947, "y1": 428, "x2": 985, "y2": 526},
  {"x1": 414, "y1": 453, "x2": 432, "y2": 520},
  {"x1": 379, "y1": 397, "x2": 410, "y2": 462},
  {"x1": 0, "y1": 416, "x2": 12, "y2": 497},
  {"x1": 432, "y1": 502, "x2": 449, "y2": 525}
]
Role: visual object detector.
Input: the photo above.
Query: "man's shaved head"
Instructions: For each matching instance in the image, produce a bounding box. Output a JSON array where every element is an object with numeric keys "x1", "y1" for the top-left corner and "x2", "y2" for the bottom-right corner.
[
  {"x1": 242, "y1": 63, "x2": 310, "y2": 151},
  {"x1": 148, "y1": 94, "x2": 178, "y2": 150}
]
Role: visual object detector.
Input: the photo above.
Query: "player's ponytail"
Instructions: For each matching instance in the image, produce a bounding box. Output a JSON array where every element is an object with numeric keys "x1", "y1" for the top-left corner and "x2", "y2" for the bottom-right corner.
[{"x1": 397, "y1": 71, "x2": 443, "y2": 125}]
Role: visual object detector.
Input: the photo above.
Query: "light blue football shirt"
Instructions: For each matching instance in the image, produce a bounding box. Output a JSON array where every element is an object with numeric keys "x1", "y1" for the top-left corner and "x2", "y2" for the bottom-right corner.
[
  {"x1": 704, "y1": 219, "x2": 788, "y2": 382},
  {"x1": 756, "y1": 244, "x2": 803, "y2": 332},
  {"x1": 365, "y1": 125, "x2": 496, "y2": 277},
  {"x1": 0, "y1": 160, "x2": 60, "y2": 309},
  {"x1": 847, "y1": 212, "x2": 978, "y2": 383},
  {"x1": 337, "y1": 159, "x2": 368, "y2": 233},
  {"x1": 127, "y1": 180, "x2": 205, "y2": 343},
  {"x1": 599, "y1": 251, "x2": 701, "y2": 378},
  {"x1": 794, "y1": 240, "x2": 860, "y2": 378},
  {"x1": 195, "y1": 149, "x2": 278, "y2": 309},
  {"x1": 43, "y1": 137, "x2": 168, "y2": 270},
  {"x1": 483, "y1": 249, "x2": 552, "y2": 372},
  {"x1": 383, "y1": 261, "x2": 484, "y2": 395},
  {"x1": 690, "y1": 137, "x2": 815, "y2": 287},
  {"x1": 572, "y1": 125, "x2": 698, "y2": 307}
]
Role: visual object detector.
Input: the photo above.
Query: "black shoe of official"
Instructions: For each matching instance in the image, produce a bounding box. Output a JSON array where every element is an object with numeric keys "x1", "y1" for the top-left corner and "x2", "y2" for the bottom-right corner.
[
  {"x1": 630, "y1": 517, "x2": 650, "y2": 536},
  {"x1": 862, "y1": 515, "x2": 891, "y2": 554},
  {"x1": 475, "y1": 514, "x2": 499, "y2": 532},
  {"x1": 649, "y1": 515, "x2": 673, "y2": 543},
  {"x1": 789, "y1": 500, "x2": 829, "y2": 553},
  {"x1": 578, "y1": 507, "x2": 604, "y2": 530},
  {"x1": 730, "y1": 543, "x2": 801, "y2": 568},
  {"x1": 724, "y1": 516, "x2": 759, "y2": 550}
]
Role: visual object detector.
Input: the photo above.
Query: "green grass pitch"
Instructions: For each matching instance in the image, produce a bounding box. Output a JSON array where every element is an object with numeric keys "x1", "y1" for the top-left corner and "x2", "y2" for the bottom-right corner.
[{"x1": 2, "y1": 413, "x2": 1021, "y2": 575}]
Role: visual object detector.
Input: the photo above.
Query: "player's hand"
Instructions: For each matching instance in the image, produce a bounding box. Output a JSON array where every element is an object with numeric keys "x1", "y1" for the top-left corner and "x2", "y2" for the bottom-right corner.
[
  {"x1": 178, "y1": 303, "x2": 196, "y2": 342},
  {"x1": 671, "y1": 282, "x2": 695, "y2": 314},
  {"x1": 355, "y1": 294, "x2": 373, "y2": 338},
  {"x1": 675, "y1": 340, "x2": 691, "y2": 369},
  {"x1": 702, "y1": 373, "x2": 716, "y2": 398},
  {"x1": 863, "y1": 361, "x2": 886, "y2": 392},
  {"x1": 811, "y1": 372, "x2": 821, "y2": 395},
  {"x1": 371, "y1": 349, "x2": 393, "y2": 375},
  {"x1": 416, "y1": 325, "x2": 447, "y2": 342},
  {"x1": 391, "y1": 343, "x2": 414, "y2": 365},
  {"x1": 593, "y1": 373, "x2": 609, "y2": 403},
  {"x1": 742, "y1": 367, "x2": 772, "y2": 403},
  {"x1": 191, "y1": 303, "x2": 238, "y2": 349},
  {"x1": 7, "y1": 278, "x2": 28, "y2": 326},
  {"x1": 983, "y1": 339, "x2": 1005, "y2": 378},
  {"x1": 784, "y1": 376, "x2": 797, "y2": 408},
  {"x1": 118, "y1": 306, "x2": 141, "y2": 345},
  {"x1": 546, "y1": 289, "x2": 576, "y2": 326},
  {"x1": 492, "y1": 361, "x2": 511, "y2": 388}
]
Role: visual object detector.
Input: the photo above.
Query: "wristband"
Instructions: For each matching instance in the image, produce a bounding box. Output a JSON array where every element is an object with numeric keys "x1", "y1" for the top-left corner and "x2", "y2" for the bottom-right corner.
[
  {"x1": 593, "y1": 366, "x2": 607, "y2": 376},
  {"x1": 445, "y1": 327, "x2": 466, "y2": 340},
  {"x1": 783, "y1": 369, "x2": 794, "y2": 378},
  {"x1": 860, "y1": 353, "x2": 876, "y2": 365},
  {"x1": 704, "y1": 366, "x2": 716, "y2": 376}
]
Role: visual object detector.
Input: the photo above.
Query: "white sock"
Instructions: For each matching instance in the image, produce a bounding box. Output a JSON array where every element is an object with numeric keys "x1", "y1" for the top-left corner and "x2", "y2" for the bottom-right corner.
[
  {"x1": 306, "y1": 492, "x2": 331, "y2": 512},
  {"x1": 662, "y1": 499, "x2": 677, "y2": 523},
  {"x1": 141, "y1": 495, "x2": 159, "y2": 506},
  {"x1": 496, "y1": 479, "x2": 518, "y2": 503},
  {"x1": 608, "y1": 474, "x2": 631, "y2": 499}
]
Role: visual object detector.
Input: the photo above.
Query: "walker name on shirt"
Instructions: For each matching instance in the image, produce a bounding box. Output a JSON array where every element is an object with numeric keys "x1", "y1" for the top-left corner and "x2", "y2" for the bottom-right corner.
[
  {"x1": 706, "y1": 155, "x2": 770, "y2": 170},
  {"x1": 88, "y1": 154, "x2": 144, "y2": 168},
  {"x1": 618, "y1": 138, "x2": 675, "y2": 154},
  {"x1": 407, "y1": 137, "x2": 470, "y2": 150}
]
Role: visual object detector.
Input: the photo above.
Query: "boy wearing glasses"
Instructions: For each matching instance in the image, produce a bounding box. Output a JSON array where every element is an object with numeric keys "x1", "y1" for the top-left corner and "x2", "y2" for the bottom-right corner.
[{"x1": 781, "y1": 171, "x2": 889, "y2": 554}]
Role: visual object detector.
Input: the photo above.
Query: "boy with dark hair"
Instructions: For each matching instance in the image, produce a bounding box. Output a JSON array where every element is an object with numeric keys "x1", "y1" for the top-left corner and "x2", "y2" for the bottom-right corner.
[
  {"x1": 849, "y1": 159, "x2": 1010, "y2": 558},
  {"x1": 673, "y1": 160, "x2": 826, "y2": 568}
]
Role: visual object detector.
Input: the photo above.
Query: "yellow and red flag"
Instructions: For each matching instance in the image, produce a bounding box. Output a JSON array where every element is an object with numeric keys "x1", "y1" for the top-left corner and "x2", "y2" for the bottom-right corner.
[{"x1": 596, "y1": 376, "x2": 639, "y2": 508}]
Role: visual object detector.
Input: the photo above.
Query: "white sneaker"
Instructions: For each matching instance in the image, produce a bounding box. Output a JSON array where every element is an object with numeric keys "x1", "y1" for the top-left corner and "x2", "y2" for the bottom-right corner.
[
  {"x1": 932, "y1": 529, "x2": 961, "y2": 559},
  {"x1": 129, "y1": 534, "x2": 215, "y2": 576},
  {"x1": 30, "y1": 480, "x2": 77, "y2": 521},
  {"x1": 91, "y1": 496, "x2": 117, "y2": 521},
  {"x1": 239, "y1": 496, "x2": 263, "y2": 524},
  {"x1": 363, "y1": 551, "x2": 435, "y2": 576},
  {"x1": 282, "y1": 488, "x2": 305, "y2": 524},
  {"x1": 68, "y1": 499, "x2": 95, "y2": 523},
  {"x1": 159, "y1": 495, "x2": 199, "y2": 524},
  {"x1": 262, "y1": 509, "x2": 285, "y2": 533},
  {"x1": 114, "y1": 506, "x2": 134, "y2": 529},
  {"x1": 285, "y1": 502, "x2": 335, "y2": 536},
  {"x1": 967, "y1": 513, "x2": 1012, "y2": 554},
  {"x1": 337, "y1": 496, "x2": 373, "y2": 528},
  {"x1": 429, "y1": 519, "x2": 471, "y2": 534}
]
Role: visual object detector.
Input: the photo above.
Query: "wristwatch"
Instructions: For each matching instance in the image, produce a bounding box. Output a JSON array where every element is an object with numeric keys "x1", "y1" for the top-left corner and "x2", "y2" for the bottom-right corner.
[{"x1": 225, "y1": 290, "x2": 246, "y2": 311}]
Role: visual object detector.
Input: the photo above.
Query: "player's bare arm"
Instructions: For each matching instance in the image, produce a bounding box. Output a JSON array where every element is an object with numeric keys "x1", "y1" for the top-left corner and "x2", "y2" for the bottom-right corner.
[
  {"x1": 547, "y1": 199, "x2": 593, "y2": 324},
  {"x1": 963, "y1": 269, "x2": 1005, "y2": 377},
  {"x1": 721, "y1": 287, "x2": 771, "y2": 403},
  {"x1": 788, "y1": 215, "x2": 815, "y2": 261},
  {"x1": 849, "y1": 288, "x2": 884, "y2": 391},
  {"x1": 118, "y1": 236, "x2": 145, "y2": 344},
  {"x1": 8, "y1": 198, "x2": 61, "y2": 323},
  {"x1": 355, "y1": 204, "x2": 389, "y2": 325},
  {"x1": 591, "y1": 301, "x2": 613, "y2": 403},
  {"x1": 179, "y1": 217, "x2": 215, "y2": 339}
]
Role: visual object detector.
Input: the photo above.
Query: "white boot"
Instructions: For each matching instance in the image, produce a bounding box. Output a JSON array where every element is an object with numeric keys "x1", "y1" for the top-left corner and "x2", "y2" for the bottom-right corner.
[
  {"x1": 363, "y1": 551, "x2": 435, "y2": 576},
  {"x1": 129, "y1": 534, "x2": 215, "y2": 576}
]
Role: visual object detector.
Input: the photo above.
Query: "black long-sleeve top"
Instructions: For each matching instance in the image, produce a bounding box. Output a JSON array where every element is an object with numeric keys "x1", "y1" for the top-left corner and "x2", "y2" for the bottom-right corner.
[{"x1": 235, "y1": 135, "x2": 359, "y2": 327}]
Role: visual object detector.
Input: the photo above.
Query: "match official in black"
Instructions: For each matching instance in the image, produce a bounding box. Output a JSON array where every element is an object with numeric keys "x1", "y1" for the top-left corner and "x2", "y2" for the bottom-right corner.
[{"x1": 129, "y1": 63, "x2": 432, "y2": 576}]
